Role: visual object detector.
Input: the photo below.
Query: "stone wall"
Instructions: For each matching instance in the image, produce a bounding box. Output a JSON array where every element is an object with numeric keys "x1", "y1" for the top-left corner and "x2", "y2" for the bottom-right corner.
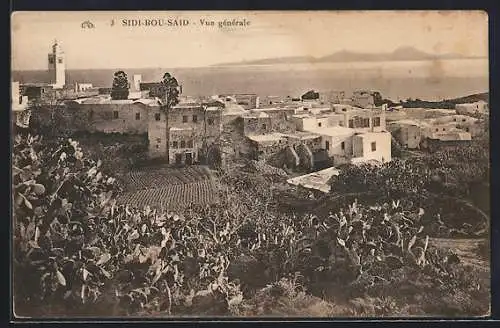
[
  {"x1": 63, "y1": 102, "x2": 151, "y2": 134},
  {"x1": 148, "y1": 108, "x2": 168, "y2": 158}
]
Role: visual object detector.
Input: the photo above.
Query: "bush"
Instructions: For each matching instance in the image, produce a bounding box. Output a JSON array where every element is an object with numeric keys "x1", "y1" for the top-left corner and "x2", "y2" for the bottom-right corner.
[{"x1": 12, "y1": 134, "x2": 489, "y2": 317}]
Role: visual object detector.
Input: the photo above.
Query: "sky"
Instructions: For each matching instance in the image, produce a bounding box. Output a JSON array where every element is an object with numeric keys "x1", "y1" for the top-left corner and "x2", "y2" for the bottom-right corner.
[{"x1": 11, "y1": 11, "x2": 488, "y2": 70}]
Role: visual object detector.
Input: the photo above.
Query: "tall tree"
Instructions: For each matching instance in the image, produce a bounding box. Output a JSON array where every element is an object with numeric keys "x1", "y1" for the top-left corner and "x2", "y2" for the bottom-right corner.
[
  {"x1": 160, "y1": 72, "x2": 180, "y2": 109},
  {"x1": 110, "y1": 71, "x2": 130, "y2": 100}
]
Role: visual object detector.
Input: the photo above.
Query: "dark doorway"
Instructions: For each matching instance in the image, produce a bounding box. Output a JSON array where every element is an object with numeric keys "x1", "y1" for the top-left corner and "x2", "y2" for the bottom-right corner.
[
  {"x1": 175, "y1": 153, "x2": 182, "y2": 165},
  {"x1": 185, "y1": 152, "x2": 193, "y2": 165}
]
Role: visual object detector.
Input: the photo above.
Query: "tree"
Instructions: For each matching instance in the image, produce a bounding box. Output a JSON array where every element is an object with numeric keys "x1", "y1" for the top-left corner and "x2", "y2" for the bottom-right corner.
[
  {"x1": 160, "y1": 72, "x2": 180, "y2": 109},
  {"x1": 301, "y1": 90, "x2": 319, "y2": 100},
  {"x1": 110, "y1": 71, "x2": 130, "y2": 100}
]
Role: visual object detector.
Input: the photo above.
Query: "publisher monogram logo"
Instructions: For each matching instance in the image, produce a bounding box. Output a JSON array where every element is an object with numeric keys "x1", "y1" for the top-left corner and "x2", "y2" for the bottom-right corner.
[{"x1": 81, "y1": 21, "x2": 95, "y2": 29}]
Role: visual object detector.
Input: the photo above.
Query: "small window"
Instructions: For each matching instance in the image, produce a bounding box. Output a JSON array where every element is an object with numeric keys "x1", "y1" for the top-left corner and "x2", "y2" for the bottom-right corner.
[
  {"x1": 187, "y1": 140, "x2": 193, "y2": 148},
  {"x1": 341, "y1": 142, "x2": 345, "y2": 150},
  {"x1": 208, "y1": 118, "x2": 214, "y2": 125},
  {"x1": 182, "y1": 115, "x2": 188, "y2": 123},
  {"x1": 19, "y1": 96, "x2": 23, "y2": 105},
  {"x1": 135, "y1": 113, "x2": 141, "y2": 120},
  {"x1": 348, "y1": 120, "x2": 354, "y2": 128},
  {"x1": 48, "y1": 57, "x2": 54, "y2": 64},
  {"x1": 113, "y1": 111, "x2": 119, "y2": 119},
  {"x1": 442, "y1": 128, "x2": 446, "y2": 131},
  {"x1": 156, "y1": 145, "x2": 159, "y2": 149},
  {"x1": 192, "y1": 115, "x2": 198, "y2": 123},
  {"x1": 58, "y1": 58, "x2": 63, "y2": 64},
  {"x1": 325, "y1": 141, "x2": 330, "y2": 150},
  {"x1": 318, "y1": 122, "x2": 322, "y2": 127},
  {"x1": 172, "y1": 141, "x2": 178, "y2": 148},
  {"x1": 462, "y1": 119, "x2": 466, "y2": 122},
  {"x1": 453, "y1": 118, "x2": 457, "y2": 121},
  {"x1": 156, "y1": 138, "x2": 161, "y2": 143},
  {"x1": 180, "y1": 140, "x2": 186, "y2": 148},
  {"x1": 342, "y1": 108, "x2": 347, "y2": 112},
  {"x1": 262, "y1": 124, "x2": 267, "y2": 130},
  {"x1": 371, "y1": 142, "x2": 376, "y2": 152},
  {"x1": 155, "y1": 113, "x2": 161, "y2": 121},
  {"x1": 339, "y1": 121, "x2": 344, "y2": 127},
  {"x1": 465, "y1": 127, "x2": 470, "y2": 132},
  {"x1": 373, "y1": 117, "x2": 381, "y2": 127},
  {"x1": 435, "y1": 128, "x2": 439, "y2": 132}
]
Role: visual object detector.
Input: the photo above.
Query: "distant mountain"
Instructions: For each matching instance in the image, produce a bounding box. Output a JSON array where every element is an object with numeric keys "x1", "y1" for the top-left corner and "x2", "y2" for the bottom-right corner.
[{"x1": 215, "y1": 46, "x2": 485, "y2": 66}]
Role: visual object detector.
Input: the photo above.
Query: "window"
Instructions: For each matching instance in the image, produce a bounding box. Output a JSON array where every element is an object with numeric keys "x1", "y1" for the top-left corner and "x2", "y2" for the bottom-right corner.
[
  {"x1": 58, "y1": 58, "x2": 63, "y2": 64},
  {"x1": 342, "y1": 108, "x2": 347, "y2": 112},
  {"x1": 373, "y1": 117, "x2": 381, "y2": 127},
  {"x1": 208, "y1": 118, "x2": 214, "y2": 125},
  {"x1": 465, "y1": 127, "x2": 470, "y2": 132},
  {"x1": 262, "y1": 124, "x2": 267, "y2": 130},
  {"x1": 89, "y1": 110, "x2": 94, "y2": 119},
  {"x1": 341, "y1": 142, "x2": 345, "y2": 150},
  {"x1": 113, "y1": 111, "x2": 119, "y2": 119},
  {"x1": 192, "y1": 115, "x2": 198, "y2": 123},
  {"x1": 156, "y1": 138, "x2": 161, "y2": 143},
  {"x1": 49, "y1": 57, "x2": 54, "y2": 64},
  {"x1": 172, "y1": 141, "x2": 178, "y2": 148},
  {"x1": 462, "y1": 119, "x2": 466, "y2": 122},
  {"x1": 318, "y1": 122, "x2": 322, "y2": 127},
  {"x1": 187, "y1": 140, "x2": 193, "y2": 148},
  {"x1": 180, "y1": 140, "x2": 186, "y2": 148},
  {"x1": 325, "y1": 141, "x2": 330, "y2": 150},
  {"x1": 348, "y1": 120, "x2": 354, "y2": 128},
  {"x1": 156, "y1": 145, "x2": 159, "y2": 149},
  {"x1": 19, "y1": 96, "x2": 22, "y2": 105},
  {"x1": 442, "y1": 128, "x2": 446, "y2": 131},
  {"x1": 155, "y1": 113, "x2": 161, "y2": 121},
  {"x1": 363, "y1": 118, "x2": 370, "y2": 128},
  {"x1": 135, "y1": 113, "x2": 141, "y2": 120},
  {"x1": 453, "y1": 118, "x2": 457, "y2": 122},
  {"x1": 371, "y1": 142, "x2": 377, "y2": 152},
  {"x1": 182, "y1": 115, "x2": 188, "y2": 123},
  {"x1": 339, "y1": 121, "x2": 344, "y2": 127},
  {"x1": 435, "y1": 128, "x2": 439, "y2": 132}
]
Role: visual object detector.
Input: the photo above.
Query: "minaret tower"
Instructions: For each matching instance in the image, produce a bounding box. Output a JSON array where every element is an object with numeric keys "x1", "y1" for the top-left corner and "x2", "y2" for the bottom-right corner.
[{"x1": 48, "y1": 39, "x2": 66, "y2": 89}]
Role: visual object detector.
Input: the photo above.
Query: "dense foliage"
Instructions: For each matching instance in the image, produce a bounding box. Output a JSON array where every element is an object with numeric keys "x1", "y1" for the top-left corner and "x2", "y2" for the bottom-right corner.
[
  {"x1": 111, "y1": 71, "x2": 130, "y2": 100},
  {"x1": 330, "y1": 138, "x2": 489, "y2": 237},
  {"x1": 12, "y1": 134, "x2": 489, "y2": 317},
  {"x1": 160, "y1": 72, "x2": 180, "y2": 109}
]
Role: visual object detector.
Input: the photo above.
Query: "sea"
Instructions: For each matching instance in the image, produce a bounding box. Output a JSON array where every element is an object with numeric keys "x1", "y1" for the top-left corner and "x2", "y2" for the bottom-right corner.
[{"x1": 12, "y1": 59, "x2": 488, "y2": 102}]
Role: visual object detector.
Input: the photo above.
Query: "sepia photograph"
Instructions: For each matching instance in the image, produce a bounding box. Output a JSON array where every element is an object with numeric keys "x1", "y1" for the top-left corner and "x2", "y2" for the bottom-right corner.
[{"x1": 11, "y1": 11, "x2": 490, "y2": 318}]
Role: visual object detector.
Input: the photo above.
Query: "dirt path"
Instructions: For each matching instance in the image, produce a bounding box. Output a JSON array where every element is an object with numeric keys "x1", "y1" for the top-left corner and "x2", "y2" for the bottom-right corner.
[{"x1": 430, "y1": 238, "x2": 489, "y2": 269}]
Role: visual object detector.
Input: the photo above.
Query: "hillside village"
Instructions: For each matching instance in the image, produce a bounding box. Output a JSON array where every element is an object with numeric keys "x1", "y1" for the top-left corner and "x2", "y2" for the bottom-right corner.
[
  {"x1": 11, "y1": 32, "x2": 490, "y2": 317},
  {"x1": 12, "y1": 42, "x2": 489, "y2": 196}
]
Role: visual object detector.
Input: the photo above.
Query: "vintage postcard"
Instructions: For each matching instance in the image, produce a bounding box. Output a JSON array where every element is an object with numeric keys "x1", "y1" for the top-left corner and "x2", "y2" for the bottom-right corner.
[{"x1": 11, "y1": 11, "x2": 489, "y2": 318}]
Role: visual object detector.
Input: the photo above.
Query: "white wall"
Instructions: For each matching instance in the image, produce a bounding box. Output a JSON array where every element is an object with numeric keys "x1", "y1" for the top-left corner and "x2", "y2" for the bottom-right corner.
[
  {"x1": 320, "y1": 133, "x2": 354, "y2": 158},
  {"x1": 12, "y1": 82, "x2": 29, "y2": 111},
  {"x1": 352, "y1": 132, "x2": 391, "y2": 163}
]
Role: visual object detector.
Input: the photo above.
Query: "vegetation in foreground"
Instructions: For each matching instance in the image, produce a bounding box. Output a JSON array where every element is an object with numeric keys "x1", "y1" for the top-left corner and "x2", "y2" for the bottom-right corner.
[{"x1": 12, "y1": 134, "x2": 489, "y2": 317}]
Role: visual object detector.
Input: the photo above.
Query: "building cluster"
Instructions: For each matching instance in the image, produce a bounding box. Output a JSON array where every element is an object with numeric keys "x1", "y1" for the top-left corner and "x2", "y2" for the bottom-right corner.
[
  {"x1": 387, "y1": 102, "x2": 488, "y2": 150},
  {"x1": 11, "y1": 40, "x2": 489, "y2": 172}
]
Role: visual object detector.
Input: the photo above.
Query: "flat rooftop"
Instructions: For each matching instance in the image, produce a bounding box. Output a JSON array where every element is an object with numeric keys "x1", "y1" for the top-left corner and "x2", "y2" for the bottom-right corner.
[
  {"x1": 287, "y1": 167, "x2": 340, "y2": 193},
  {"x1": 308, "y1": 126, "x2": 355, "y2": 137},
  {"x1": 247, "y1": 133, "x2": 286, "y2": 143}
]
